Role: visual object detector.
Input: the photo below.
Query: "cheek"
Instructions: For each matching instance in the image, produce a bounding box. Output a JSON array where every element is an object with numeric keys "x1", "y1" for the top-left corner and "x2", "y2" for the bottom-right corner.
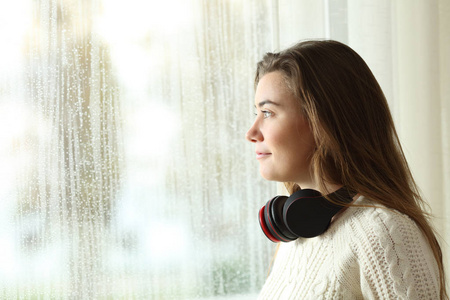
[
  {"x1": 284, "y1": 131, "x2": 315, "y2": 163},
  {"x1": 288, "y1": 140, "x2": 312, "y2": 162},
  {"x1": 266, "y1": 117, "x2": 315, "y2": 160}
]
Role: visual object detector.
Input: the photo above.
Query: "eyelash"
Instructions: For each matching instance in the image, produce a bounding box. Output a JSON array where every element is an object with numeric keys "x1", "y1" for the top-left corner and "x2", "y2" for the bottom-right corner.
[
  {"x1": 262, "y1": 110, "x2": 273, "y2": 118},
  {"x1": 254, "y1": 110, "x2": 273, "y2": 118}
]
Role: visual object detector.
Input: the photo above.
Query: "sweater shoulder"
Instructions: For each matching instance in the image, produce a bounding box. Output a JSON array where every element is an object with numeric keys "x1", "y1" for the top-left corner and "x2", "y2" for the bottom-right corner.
[
  {"x1": 338, "y1": 197, "x2": 440, "y2": 299},
  {"x1": 344, "y1": 197, "x2": 431, "y2": 250}
]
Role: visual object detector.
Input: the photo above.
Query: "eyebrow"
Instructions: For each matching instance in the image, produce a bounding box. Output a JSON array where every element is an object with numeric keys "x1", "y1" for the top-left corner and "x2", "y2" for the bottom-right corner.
[{"x1": 256, "y1": 100, "x2": 280, "y2": 108}]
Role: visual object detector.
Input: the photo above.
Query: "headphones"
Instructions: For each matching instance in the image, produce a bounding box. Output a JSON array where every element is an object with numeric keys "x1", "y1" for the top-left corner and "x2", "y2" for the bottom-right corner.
[{"x1": 259, "y1": 187, "x2": 355, "y2": 242}]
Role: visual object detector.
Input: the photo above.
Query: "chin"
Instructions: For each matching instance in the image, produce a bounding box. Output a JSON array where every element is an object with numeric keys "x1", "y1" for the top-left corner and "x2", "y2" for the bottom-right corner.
[
  {"x1": 259, "y1": 171, "x2": 273, "y2": 181},
  {"x1": 259, "y1": 169, "x2": 285, "y2": 182},
  {"x1": 259, "y1": 167, "x2": 306, "y2": 184}
]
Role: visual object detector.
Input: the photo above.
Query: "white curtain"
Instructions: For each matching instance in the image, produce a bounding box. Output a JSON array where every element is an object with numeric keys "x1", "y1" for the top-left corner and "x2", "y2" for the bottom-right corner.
[
  {"x1": 276, "y1": 0, "x2": 450, "y2": 286},
  {"x1": 0, "y1": 0, "x2": 448, "y2": 298}
]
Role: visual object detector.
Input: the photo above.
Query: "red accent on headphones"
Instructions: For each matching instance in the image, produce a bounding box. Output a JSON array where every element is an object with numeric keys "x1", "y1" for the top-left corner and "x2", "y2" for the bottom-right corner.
[{"x1": 258, "y1": 206, "x2": 279, "y2": 242}]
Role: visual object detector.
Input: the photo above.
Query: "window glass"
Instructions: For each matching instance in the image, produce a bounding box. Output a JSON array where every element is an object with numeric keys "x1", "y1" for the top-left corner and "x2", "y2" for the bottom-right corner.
[{"x1": 0, "y1": 0, "x2": 276, "y2": 298}]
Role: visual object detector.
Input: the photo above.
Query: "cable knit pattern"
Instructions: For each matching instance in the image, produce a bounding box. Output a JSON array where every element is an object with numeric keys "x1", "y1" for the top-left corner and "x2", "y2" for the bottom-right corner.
[{"x1": 258, "y1": 196, "x2": 440, "y2": 300}]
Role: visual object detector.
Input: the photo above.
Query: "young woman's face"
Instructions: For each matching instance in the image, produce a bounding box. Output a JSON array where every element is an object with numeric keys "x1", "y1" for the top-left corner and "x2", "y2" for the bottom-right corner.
[{"x1": 246, "y1": 71, "x2": 316, "y2": 187}]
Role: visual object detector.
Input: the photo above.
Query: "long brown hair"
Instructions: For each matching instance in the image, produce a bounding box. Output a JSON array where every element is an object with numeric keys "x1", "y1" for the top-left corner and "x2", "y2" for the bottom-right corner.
[{"x1": 255, "y1": 40, "x2": 447, "y2": 299}]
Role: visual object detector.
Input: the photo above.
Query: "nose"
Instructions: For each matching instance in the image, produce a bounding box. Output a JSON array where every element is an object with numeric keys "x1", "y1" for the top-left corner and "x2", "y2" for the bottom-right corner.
[{"x1": 245, "y1": 120, "x2": 262, "y2": 143}]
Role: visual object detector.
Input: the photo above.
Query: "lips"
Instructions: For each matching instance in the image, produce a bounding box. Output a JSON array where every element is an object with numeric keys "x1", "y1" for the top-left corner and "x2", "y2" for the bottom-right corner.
[{"x1": 256, "y1": 152, "x2": 272, "y2": 159}]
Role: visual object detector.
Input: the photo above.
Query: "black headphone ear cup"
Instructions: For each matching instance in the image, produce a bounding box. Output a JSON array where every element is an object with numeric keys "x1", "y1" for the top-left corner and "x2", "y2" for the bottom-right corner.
[
  {"x1": 263, "y1": 196, "x2": 291, "y2": 242},
  {"x1": 283, "y1": 189, "x2": 345, "y2": 238},
  {"x1": 268, "y1": 196, "x2": 297, "y2": 241},
  {"x1": 259, "y1": 187, "x2": 355, "y2": 241}
]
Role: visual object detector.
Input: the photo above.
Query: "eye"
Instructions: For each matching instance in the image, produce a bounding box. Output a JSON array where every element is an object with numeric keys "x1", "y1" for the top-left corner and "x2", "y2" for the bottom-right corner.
[{"x1": 262, "y1": 110, "x2": 273, "y2": 118}]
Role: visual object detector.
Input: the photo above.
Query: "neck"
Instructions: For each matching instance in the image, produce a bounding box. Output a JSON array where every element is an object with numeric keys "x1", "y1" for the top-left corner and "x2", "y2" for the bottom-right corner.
[{"x1": 297, "y1": 181, "x2": 343, "y2": 195}]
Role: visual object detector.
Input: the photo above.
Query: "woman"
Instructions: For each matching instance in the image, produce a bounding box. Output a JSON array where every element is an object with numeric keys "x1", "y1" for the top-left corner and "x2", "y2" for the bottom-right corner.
[{"x1": 246, "y1": 40, "x2": 447, "y2": 299}]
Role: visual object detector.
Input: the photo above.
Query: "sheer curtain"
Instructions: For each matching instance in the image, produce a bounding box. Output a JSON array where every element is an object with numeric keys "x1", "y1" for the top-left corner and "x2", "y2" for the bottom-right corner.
[{"x1": 1, "y1": 0, "x2": 449, "y2": 299}]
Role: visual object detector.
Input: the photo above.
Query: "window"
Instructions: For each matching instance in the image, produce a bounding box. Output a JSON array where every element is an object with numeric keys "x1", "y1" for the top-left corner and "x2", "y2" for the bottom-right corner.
[{"x1": 0, "y1": 0, "x2": 277, "y2": 298}]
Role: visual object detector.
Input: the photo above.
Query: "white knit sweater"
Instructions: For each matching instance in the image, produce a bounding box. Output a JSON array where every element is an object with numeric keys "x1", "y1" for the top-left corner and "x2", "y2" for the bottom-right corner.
[{"x1": 258, "y1": 196, "x2": 440, "y2": 299}]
